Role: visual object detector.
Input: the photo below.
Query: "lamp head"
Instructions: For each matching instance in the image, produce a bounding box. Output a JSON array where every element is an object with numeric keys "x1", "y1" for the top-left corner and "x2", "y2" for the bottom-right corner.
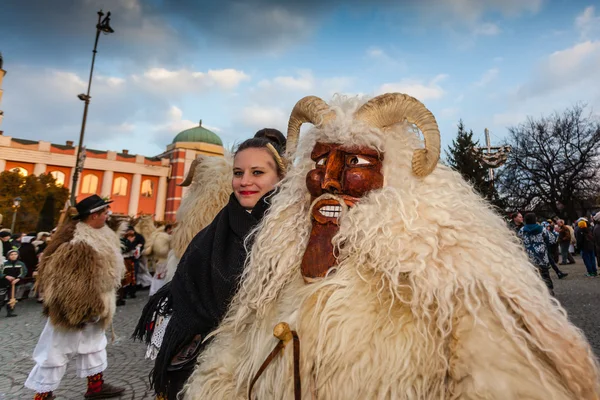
[{"x1": 98, "y1": 11, "x2": 115, "y2": 34}]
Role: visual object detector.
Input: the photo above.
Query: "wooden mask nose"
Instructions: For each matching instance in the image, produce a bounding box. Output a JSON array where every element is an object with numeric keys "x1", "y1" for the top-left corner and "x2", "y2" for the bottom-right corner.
[{"x1": 322, "y1": 150, "x2": 343, "y2": 194}]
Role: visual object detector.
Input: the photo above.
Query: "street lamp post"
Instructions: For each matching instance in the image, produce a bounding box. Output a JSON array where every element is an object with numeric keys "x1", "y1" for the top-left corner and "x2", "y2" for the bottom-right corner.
[
  {"x1": 10, "y1": 197, "x2": 22, "y2": 233},
  {"x1": 69, "y1": 10, "x2": 114, "y2": 206}
]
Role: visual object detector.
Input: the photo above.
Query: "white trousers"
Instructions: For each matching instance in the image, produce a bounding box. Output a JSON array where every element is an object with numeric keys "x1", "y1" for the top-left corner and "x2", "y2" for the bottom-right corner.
[{"x1": 25, "y1": 320, "x2": 108, "y2": 393}]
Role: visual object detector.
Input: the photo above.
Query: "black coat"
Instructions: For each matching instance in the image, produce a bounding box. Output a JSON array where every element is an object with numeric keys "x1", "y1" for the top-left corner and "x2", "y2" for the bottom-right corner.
[
  {"x1": 122, "y1": 232, "x2": 145, "y2": 257},
  {"x1": 577, "y1": 227, "x2": 595, "y2": 252},
  {"x1": 593, "y1": 224, "x2": 600, "y2": 252},
  {"x1": 151, "y1": 192, "x2": 272, "y2": 394}
]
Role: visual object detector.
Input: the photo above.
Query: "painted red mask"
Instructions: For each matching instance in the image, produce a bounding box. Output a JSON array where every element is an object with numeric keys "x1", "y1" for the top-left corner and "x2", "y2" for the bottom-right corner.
[{"x1": 301, "y1": 142, "x2": 384, "y2": 282}]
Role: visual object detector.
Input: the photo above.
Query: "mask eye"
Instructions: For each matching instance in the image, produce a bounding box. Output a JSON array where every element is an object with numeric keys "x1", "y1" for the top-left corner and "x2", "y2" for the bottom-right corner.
[
  {"x1": 315, "y1": 157, "x2": 327, "y2": 167},
  {"x1": 347, "y1": 155, "x2": 371, "y2": 166}
]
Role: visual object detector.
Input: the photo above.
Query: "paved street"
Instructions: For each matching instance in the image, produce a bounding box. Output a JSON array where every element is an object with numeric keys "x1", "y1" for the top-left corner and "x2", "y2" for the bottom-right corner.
[
  {"x1": 0, "y1": 294, "x2": 153, "y2": 400},
  {"x1": 1, "y1": 257, "x2": 600, "y2": 399}
]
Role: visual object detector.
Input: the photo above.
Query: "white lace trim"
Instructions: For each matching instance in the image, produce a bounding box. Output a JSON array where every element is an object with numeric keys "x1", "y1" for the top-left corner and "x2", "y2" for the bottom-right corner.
[
  {"x1": 26, "y1": 380, "x2": 60, "y2": 394},
  {"x1": 145, "y1": 314, "x2": 171, "y2": 360},
  {"x1": 78, "y1": 360, "x2": 108, "y2": 378}
]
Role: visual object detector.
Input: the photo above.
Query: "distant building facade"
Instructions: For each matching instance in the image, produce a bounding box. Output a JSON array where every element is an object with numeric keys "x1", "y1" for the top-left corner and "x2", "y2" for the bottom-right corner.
[{"x1": 0, "y1": 123, "x2": 224, "y2": 221}]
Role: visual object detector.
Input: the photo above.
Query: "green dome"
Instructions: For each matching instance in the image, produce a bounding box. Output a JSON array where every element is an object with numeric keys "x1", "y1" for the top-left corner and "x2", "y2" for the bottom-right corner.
[{"x1": 172, "y1": 120, "x2": 223, "y2": 146}]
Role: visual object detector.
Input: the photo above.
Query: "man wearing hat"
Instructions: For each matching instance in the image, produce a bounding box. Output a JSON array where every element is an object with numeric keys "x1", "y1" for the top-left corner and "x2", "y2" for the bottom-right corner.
[
  {"x1": 1, "y1": 247, "x2": 27, "y2": 317},
  {"x1": 24, "y1": 195, "x2": 126, "y2": 400}
]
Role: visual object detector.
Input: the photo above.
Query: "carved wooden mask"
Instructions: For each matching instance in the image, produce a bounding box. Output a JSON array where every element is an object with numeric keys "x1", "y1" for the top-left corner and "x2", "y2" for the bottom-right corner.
[{"x1": 301, "y1": 142, "x2": 384, "y2": 282}]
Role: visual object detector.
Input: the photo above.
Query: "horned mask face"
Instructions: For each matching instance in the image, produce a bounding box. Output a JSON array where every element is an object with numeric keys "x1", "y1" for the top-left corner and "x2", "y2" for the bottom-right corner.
[
  {"x1": 285, "y1": 93, "x2": 441, "y2": 283},
  {"x1": 300, "y1": 143, "x2": 384, "y2": 281}
]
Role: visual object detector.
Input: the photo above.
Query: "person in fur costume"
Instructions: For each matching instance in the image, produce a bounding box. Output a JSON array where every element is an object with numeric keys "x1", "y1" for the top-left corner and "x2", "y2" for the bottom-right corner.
[
  {"x1": 25, "y1": 194, "x2": 126, "y2": 400},
  {"x1": 183, "y1": 93, "x2": 600, "y2": 400}
]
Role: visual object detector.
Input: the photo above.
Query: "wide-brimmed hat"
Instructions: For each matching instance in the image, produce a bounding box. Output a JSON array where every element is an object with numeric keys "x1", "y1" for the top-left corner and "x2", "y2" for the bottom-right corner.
[{"x1": 73, "y1": 194, "x2": 113, "y2": 220}]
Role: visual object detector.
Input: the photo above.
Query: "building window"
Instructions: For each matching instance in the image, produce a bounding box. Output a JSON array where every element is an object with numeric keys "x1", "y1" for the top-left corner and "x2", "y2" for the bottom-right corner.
[
  {"x1": 113, "y1": 177, "x2": 128, "y2": 197},
  {"x1": 141, "y1": 179, "x2": 154, "y2": 198},
  {"x1": 81, "y1": 174, "x2": 99, "y2": 194},
  {"x1": 11, "y1": 167, "x2": 28, "y2": 176},
  {"x1": 50, "y1": 171, "x2": 66, "y2": 186}
]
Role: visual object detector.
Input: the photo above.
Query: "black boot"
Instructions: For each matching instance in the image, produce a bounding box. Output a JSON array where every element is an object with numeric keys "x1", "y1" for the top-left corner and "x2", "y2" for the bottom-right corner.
[
  {"x1": 7, "y1": 306, "x2": 17, "y2": 317},
  {"x1": 128, "y1": 285, "x2": 137, "y2": 299},
  {"x1": 558, "y1": 272, "x2": 569, "y2": 279}
]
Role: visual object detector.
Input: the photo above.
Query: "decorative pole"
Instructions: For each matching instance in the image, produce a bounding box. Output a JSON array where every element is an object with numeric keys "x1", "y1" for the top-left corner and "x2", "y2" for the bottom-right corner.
[
  {"x1": 70, "y1": 10, "x2": 114, "y2": 206},
  {"x1": 472, "y1": 128, "x2": 512, "y2": 189}
]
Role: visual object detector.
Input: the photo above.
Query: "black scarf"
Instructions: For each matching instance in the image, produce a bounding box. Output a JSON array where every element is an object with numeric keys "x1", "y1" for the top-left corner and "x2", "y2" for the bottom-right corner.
[{"x1": 150, "y1": 192, "x2": 271, "y2": 394}]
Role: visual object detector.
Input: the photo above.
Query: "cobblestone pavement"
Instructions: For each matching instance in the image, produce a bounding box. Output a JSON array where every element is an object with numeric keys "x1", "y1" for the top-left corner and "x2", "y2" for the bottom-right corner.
[
  {"x1": 0, "y1": 293, "x2": 153, "y2": 400},
  {"x1": 1, "y1": 257, "x2": 599, "y2": 399}
]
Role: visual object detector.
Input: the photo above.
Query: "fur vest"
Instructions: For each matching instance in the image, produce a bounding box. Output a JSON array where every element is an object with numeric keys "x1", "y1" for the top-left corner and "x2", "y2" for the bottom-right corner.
[{"x1": 37, "y1": 220, "x2": 125, "y2": 331}]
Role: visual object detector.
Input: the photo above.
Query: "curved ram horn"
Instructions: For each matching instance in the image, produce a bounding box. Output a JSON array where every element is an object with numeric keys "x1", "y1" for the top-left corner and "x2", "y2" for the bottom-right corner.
[
  {"x1": 286, "y1": 96, "x2": 336, "y2": 160},
  {"x1": 178, "y1": 157, "x2": 202, "y2": 187},
  {"x1": 353, "y1": 93, "x2": 441, "y2": 177}
]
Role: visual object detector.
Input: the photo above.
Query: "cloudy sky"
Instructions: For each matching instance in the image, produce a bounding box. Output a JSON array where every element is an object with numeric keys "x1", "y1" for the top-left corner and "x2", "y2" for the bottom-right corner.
[{"x1": 1, "y1": 0, "x2": 599, "y2": 157}]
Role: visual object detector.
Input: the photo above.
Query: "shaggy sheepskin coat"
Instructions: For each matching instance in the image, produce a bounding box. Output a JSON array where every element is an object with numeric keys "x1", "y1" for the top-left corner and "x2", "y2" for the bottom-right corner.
[
  {"x1": 37, "y1": 219, "x2": 125, "y2": 331},
  {"x1": 144, "y1": 230, "x2": 171, "y2": 269},
  {"x1": 183, "y1": 97, "x2": 600, "y2": 400}
]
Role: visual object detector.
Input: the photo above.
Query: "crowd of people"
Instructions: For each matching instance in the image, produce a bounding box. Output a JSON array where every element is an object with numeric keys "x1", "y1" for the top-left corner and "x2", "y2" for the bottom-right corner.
[
  {"x1": 0, "y1": 218, "x2": 172, "y2": 319},
  {"x1": 509, "y1": 211, "x2": 600, "y2": 294},
  {"x1": 1, "y1": 229, "x2": 52, "y2": 316},
  {"x1": 4, "y1": 93, "x2": 600, "y2": 399}
]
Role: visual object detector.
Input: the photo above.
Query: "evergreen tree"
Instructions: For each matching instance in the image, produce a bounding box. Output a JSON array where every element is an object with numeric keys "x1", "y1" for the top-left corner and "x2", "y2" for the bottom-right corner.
[{"x1": 445, "y1": 120, "x2": 494, "y2": 200}]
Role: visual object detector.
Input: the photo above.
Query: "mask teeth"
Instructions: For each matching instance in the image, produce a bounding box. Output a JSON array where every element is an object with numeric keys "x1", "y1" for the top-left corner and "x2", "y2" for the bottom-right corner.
[{"x1": 318, "y1": 206, "x2": 342, "y2": 218}]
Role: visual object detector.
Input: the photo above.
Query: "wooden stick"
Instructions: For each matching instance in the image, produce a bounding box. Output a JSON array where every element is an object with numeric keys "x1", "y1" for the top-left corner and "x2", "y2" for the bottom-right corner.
[{"x1": 8, "y1": 282, "x2": 18, "y2": 308}]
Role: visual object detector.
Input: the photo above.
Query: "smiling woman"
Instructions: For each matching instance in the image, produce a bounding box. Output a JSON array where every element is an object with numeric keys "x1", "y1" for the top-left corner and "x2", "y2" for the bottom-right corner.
[{"x1": 232, "y1": 147, "x2": 280, "y2": 210}]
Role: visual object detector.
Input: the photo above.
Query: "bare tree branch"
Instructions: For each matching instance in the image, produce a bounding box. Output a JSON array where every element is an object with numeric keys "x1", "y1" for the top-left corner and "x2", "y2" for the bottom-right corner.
[{"x1": 496, "y1": 104, "x2": 600, "y2": 221}]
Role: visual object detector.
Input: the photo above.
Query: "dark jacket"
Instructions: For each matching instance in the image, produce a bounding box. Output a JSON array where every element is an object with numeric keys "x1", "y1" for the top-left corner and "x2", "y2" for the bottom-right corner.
[
  {"x1": 1, "y1": 259, "x2": 27, "y2": 289},
  {"x1": 577, "y1": 227, "x2": 595, "y2": 252},
  {"x1": 122, "y1": 232, "x2": 145, "y2": 258},
  {"x1": 18, "y1": 242, "x2": 38, "y2": 278},
  {"x1": 592, "y1": 224, "x2": 600, "y2": 252}
]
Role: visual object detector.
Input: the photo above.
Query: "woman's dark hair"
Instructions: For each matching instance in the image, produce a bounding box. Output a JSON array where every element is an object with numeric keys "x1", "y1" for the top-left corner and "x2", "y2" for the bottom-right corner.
[
  {"x1": 524, "y1": 212, "x2": 537, "y2": 225},
  {"x1": 235, "y1": 128, "x2": 286, "y2": 156},
  {"x1": 234, "y1": 128, "x2": 287, "y2": 176}
]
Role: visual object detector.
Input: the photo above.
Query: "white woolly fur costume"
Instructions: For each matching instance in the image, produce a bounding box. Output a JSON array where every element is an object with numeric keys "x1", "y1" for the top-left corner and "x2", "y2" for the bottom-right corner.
[
  {"x1": 183, "y1": 93, "x2": 600, "y2": 400},
  {"x1": 25, "y1": 217, "x2": 125, "y2": 393}
]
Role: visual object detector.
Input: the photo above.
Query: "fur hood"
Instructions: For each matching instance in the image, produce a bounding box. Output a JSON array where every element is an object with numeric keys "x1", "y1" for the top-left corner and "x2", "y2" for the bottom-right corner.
[{"x1": 38, "y1": 220, "x2": 125, "y2": 331}]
